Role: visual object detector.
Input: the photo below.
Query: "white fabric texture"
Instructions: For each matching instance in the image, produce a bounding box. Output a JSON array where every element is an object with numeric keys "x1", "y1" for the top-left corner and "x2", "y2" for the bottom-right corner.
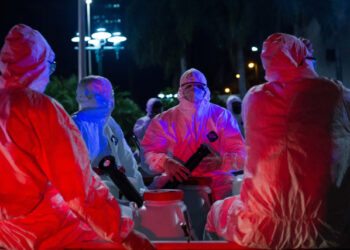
[
  {"x1": 0, "y1": 24, "x2": 132, "y2": 249},
  {"x1": 72, "y1": 108, "x2": 147, "y2": 194},
  {"x1": 142, "y1": 69, "x2": 246, "y2": 201},
  {"x1": 206, "y1": 33, "x2": 350, "y2": 248}
]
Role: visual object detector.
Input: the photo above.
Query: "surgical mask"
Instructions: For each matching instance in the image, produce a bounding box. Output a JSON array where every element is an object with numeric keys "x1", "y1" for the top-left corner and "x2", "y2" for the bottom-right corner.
[{"x1": 182, "y1": 83, "x2": 206, "y2": 103}]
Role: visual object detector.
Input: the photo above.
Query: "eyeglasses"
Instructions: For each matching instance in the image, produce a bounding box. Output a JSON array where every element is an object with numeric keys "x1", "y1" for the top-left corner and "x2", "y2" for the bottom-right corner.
[
  {"x1": 299, "y1": 56, "x2": 316, "y2": 66},
  {"x1": 48, "y1": 60, "x2": 56, "y2": 75},
  {"x1": 181, "y1": 82, "x2": 206, "y2": 90}
]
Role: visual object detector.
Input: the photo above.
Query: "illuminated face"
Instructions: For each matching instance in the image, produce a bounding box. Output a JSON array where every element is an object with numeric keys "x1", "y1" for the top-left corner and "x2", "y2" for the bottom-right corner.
[{"x1": 182, "y1": 82, "x2": 206, "y2": 103}]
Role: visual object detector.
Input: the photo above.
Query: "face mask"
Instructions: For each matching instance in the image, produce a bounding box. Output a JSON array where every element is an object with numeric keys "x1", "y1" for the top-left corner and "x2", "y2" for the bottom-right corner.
[{"x1": 182, "y1": 83, "x2": 206, "y2": 103}]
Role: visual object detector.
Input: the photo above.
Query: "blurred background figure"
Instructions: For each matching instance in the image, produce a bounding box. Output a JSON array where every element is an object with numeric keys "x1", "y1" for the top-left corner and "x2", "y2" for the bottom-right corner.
[
  {"x1": 226, "y1": 95, "x2": 244, "y2": 137},
  {"x1": 0, "y1": 24, "x2": 154, "y2": 249},
  {"x1": 133, "y1": 97, "x2": 163, "y2": 176},
  {"x1": 72, "y1": 75, "x2": 147, "y2": 198},
  {"x1": 206, "y1": 33, "x2": 350, "y2": 248}
]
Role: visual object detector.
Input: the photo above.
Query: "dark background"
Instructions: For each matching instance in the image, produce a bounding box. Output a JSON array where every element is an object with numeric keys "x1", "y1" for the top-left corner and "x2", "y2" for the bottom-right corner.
[{"x1": 0, "y1": 0, "x2": 349, "y2": 109}]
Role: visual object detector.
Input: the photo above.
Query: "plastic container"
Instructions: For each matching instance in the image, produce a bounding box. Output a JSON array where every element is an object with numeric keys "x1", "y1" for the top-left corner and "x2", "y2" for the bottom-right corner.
[
  {"x1": 232, "y1": 174, "x2": 244, "y2": 196},
  {"x1": 133, "y1": 189, "x2": 190, "y2": 240},
  {"x1": 178, "y1": 177, "x2": 213, "y2": 240}
]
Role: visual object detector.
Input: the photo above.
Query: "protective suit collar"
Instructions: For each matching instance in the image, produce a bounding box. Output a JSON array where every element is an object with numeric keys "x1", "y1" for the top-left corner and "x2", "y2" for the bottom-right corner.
[
  {"x1": 0, "y1": 24, "x2": 54, "y2": 92},
  {"x1": 261, "y1": 33, "x2": 317, "y2": 83},
  {"x1": 73, "y1": 106, "x2": 111, "y2": 122}
]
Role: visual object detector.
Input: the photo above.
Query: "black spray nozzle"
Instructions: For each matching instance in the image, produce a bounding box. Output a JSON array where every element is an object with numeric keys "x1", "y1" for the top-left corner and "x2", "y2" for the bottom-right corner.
[
  {"x1": 162, "y1": 131, "x2": 219, "y2": 189},
  {"x1": 99, "y1": 156, "x2": 144, "y2": 208}
]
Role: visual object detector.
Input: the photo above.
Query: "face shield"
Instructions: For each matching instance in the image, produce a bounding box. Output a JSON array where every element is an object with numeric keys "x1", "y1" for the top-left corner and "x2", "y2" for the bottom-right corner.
[
  {"x1": 178, "y1": 68, "x2": 209, "y2": 104},
  {"x1": 181, "y1": 82, "x2": 206, "y2": 103}
]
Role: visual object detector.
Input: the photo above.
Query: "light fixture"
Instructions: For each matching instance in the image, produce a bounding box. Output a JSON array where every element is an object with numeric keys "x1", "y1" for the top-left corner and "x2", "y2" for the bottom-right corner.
[
  {"x1": 225, "y1": 88, "x2": 231, "y2": 93},
  {"x1": 91, "y1": 28, "x2": 112, "y2": 40},
  {"x1": 107, "y1": 34, "x2": 127, "y2": 45},
  {"x1": 158, "y1": 93, "x2": 165, "y2": 99},
  {"x1": 71, "y1": 33, "x2": 91, "y2": 43},
  {"x1": 251, "y1": 46, "x2": 258, "y2": 52},
  {"x1": 235, "y1": 74, "x2": 240, "y2": 79},
  {"x1": 88, "y1": 39, "x2": 100, "y2": 47},
  {"x1": 248, "y1": 62, "x2": 255, "y2": 69}
]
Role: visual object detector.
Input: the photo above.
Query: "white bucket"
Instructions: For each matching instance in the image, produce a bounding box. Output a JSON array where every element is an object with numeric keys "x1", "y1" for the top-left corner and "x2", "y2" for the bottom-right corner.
[{"x1": 133, "y1": 189, "x2": 190, "y2": 240}]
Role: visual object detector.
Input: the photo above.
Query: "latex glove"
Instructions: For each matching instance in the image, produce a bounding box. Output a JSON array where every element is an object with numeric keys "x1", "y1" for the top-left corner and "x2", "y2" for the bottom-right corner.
[
  {"x1": 122, "y1": 229, "x2": 156, "y2": 250},
  {"x1": 200, "y1": 153, "x2": 223, "y2": 172},
  {"x1": 163, "y1": 157, "x2": 190, "y2": 182}
]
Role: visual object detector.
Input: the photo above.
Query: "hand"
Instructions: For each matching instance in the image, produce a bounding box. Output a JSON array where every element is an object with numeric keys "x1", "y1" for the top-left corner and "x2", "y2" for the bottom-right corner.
[
  {"x1": 122, "y1": 229, "x2": 156, "y2": 250},
  {"x1": 200, "y1": 153, "x2": 223, "y2": 173},
  {"x1": 163, "y1": 157, "x2": 190, "y2": 182}
]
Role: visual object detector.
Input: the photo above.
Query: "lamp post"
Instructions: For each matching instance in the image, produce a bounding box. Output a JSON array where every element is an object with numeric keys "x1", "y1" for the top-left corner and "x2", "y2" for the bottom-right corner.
[
  {"x1": 71, "y1": 28, "x2": 127, "y2": 76},
  {"x1": 86, "y1": 0, "x2": 92, "y2": 75}
]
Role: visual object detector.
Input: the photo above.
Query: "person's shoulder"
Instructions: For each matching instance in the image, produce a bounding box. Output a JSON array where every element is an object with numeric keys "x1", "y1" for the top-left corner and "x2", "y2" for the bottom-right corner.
[
  {"x1": 156, "y1": 105, "x2": 179, "y2": 119},
  {"x1": 6, "y1": 88, "x2": 58, "y2": 111}
]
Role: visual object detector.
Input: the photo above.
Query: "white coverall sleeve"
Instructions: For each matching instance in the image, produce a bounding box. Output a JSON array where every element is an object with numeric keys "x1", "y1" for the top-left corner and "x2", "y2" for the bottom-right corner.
[
  {"x1": 217, "y1": 110, "x2": 246, "y2": 171},
  {"x1": 107, "y1": 118, "x2": 147, "y2": 190},
  {"x1": 141, "y1": 118, "x2": 169, "y2": 174},
  {"x1": 32, "y1": 99, "x2": 132, "y2": 242}
]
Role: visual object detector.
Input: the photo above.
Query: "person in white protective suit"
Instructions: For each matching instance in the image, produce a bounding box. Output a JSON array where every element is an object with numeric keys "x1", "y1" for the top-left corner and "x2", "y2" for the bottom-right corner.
[
  {"x1": 133, "y1": 97, "x2": 163, "y2": 175},
  {"x1": 72, "y1": 75, "x2": 147, "y2": 198},
  {"x1": 226, "y1": 95, "x2": 244, "y2": 137},
  {"x1": 205, "y1": 33, "x2": 350, "y2": 248},
  {"x1": 141, "y1": 68, "x2": 246, "y2": 201},
  {"x1": 0, "y1": 24, "x2": 154, "y2": 250}
]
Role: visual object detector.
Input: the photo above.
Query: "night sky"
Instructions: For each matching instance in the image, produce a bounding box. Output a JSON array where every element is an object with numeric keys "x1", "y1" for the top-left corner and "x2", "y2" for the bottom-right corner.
[{"x1": 0, "y1": 0, "x2": 166, "y2": 108}]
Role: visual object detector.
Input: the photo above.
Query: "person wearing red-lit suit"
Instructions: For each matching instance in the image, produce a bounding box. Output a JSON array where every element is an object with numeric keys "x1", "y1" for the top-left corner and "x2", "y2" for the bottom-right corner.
[
  {"x1": 142, "y1": 68, "x2": 246, "y2": 201},
  {"x1": 205, "y1": 33, "x2": 350, "y2": 248},
  {"x1": 0, "y1": 24, "x2": 154, "y2": 250}
]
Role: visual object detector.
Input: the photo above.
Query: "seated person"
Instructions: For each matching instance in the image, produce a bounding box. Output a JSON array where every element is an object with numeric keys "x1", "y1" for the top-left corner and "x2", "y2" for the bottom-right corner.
[
  {"x1": 72, "y1": 76, "x2": 147, "y2": 198},
  {"x1": 0, "y1": 24, "x2": 153, "y2": 249},
  {"x1": 133, "y1": 97, "x2": 163, "y2": 176},
  {"x1": 142, "y1": 68, "x2": 246, "y2": 201},
  {"x1": 226, "y1": 95, "x2": 244, "y2": 137},
  {"x1": 205, "y1": 33, "x2": 350, "y2": 248}
]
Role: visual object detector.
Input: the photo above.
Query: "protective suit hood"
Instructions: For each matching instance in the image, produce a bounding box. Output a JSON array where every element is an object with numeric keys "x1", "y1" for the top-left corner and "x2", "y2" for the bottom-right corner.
[
  {"x1": 146, "y1": 97, "x2": 161, "y2": 116},
  {"x1": 261, "y1": 33, "x2": 317, "y2": 83},
  {"x1": 0, "y1": 24, "x2": 55, "y2": 92},
  {"x1": 226, "y1": 95, "x2": 241, "y2": 113},
  {"x1": 76, "y1": 75, "x2": 114, "y2": 112},
  {"x1": 177, "y1": 68, "x2": 211, "y2": 112}
]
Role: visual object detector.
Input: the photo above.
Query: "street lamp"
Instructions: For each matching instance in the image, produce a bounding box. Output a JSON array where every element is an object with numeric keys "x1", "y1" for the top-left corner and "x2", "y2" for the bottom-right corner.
[{"x1": 71, "y1": 28, "x2": 127, "y2": 76}]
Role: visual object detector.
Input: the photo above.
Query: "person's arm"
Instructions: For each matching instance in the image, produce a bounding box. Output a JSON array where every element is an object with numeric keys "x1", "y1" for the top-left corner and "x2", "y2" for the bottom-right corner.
[
  {"x1": 108, "y1": 118, "x2": 147, "y2": 189},
  {"x1": 216, "y1": 110, "x2": 246, "y2": 171},
  {"x1": 142, "y1": 118, "x2": 189, "y2": 181},
  {"x1": 32, "y1": 99, "x2": 131, "y2": 243}
]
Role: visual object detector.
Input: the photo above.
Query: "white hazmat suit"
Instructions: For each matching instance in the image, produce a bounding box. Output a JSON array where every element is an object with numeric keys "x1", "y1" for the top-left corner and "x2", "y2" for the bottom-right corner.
[
  {"x1": 72, "y1": 76, "x2": 147, "y2": 197},
  {"x1": 0, "y1": 24, "x2": 134, "y2": 249},
  {"x1": 205, "y1": 33, "x2": 350, "y2": 248},
  {"x1": 226, "y1": 95, "x2": 244, "y2": 137},
  {"x1": 142, "y1": 68, "x2": 246, "y2": 201},
  {"x1": 134, "y1": 98, "x2": 163, "y2": 175}
]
